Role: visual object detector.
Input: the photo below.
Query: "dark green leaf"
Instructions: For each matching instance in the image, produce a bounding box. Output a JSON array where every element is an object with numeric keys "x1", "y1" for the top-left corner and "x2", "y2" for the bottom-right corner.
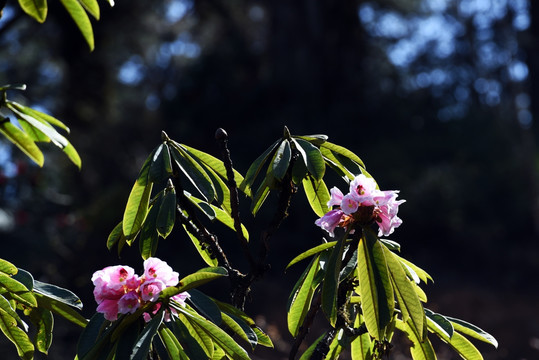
[
  {"x1": 157, "y1": 187, "x2": 176, "y2": 238},
  {"x1": 321, "y1": 234, "x2": 346, "y2": 327},
  {"x1": 272, "y1": 140, "x2": 291, "y2": 181},
  {"x1": 250, "y1": 177, "x2": 270, "y2": 215},
  {"x1": 33, "y1": 280, "x2": 83, "y2": 310},
  {"x1": 294, "y1": 138, "x2": 325, "y2": 181},
  {"x1": 107, "y1": 221, "x2": 125, "y2": 251},
  {"x1": 131, "y1": 310, "x2": 164, "y2": 360},
  {"x1": 27, "y1": 307, "x2": 53, "y2": 354},
  {"x1": 59, "y1": 0, "x2": 95, "y2": 50},
  {"x1": 170, "y1": 145, "x2": 216, "y2": 202},
  {"x1": 12, "y1": 268, "x2": 33, "y2": 291},
  {"x1": 34, "y1": 293, "x2": 87, "y2": 328},
  {"x1": 139, "y1": 200, "x2": 161, "y2": 260},
  {"x1": 114, "y1": 319, "x2": 140, "y2": 360},
  {"x1": 302, "y1": 175, "x2": 330, "y2": 217},
  {"x1": 380, "y1": 239, "x2": 401, "y2": 252},
  {"x1": 239, "y1": 139, "x2": 281, "y2": 196},
  {"x1": 298, "y1": 333, "x2": 325, "y2": 360},
  {"x1": 288, "y1": 255, "x2": 319, "y2": 337},
  {"x1": 286, "y1": 241, "x2": 337, "y2": 270},
  {"x1": 76, "y1": 313, "x2": 107, "y2": 359},
  {"x1": 425, "y1": 309, "x2": 454, "y2": 339},
  {"x1": 149, "y1": 144, "x2": 170, "y2": 183},
  {"x1": 187, "y1": 289, "x2": 222, "y2": 325},
  {"x1": 295, "y1": 134, "x2": 328, "y2": 146},
  {"x1": 17, "y1": 0, "x2": 47, "y2": 22},
  {"x1": 446, "y1": 316, "x2": 498, "y2": 348}
]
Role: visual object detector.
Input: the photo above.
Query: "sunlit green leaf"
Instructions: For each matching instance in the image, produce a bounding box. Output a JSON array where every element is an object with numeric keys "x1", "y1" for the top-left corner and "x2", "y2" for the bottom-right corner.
[
  {"x1": 181, "y1": 224, "x2": 218, "y2": 266},
  {"x1": 302, "y1": 175, "x2": 330, "y2": 217},
  {"x1": 7, "y1": 101, "x2": 70, "y2": 133},
  {"x1": 0, "y1": 311, "x2": 34, "y2": 360},
  {"x1": 298, "y1": 332, "x2": 325, "y2": 360},
  {"x1": 123, "y1": 181, "x2": 153, "y2": 240},
  {"x1": 79, "y1": 0, "x2": 100, "y2": 19},
  {"x1": 140, "y1": 200, "x2": 161, "y2": 260},
  {"x1": 160, "y1": 267, "x2": 228, "y2": 298},
  {"x1": 0, "y1": 294, "x2": 25, "y2": 330},
  {"x1": 425, "y1": 309, "x2": 453, "y2": 339},
  {"x1": 286, "y1": 241, "x2": 337, "y2": 270},
  {"x1": 447, "y1": 316, "x2": 498, "y2": 348},
  {"x1": 59, "y1": 0, "x2": 95, "y2": 50},
  {"x1": 322, "y1": 235, "x2": 346, "y2": 327},
  {"x1": 272, "y1": 139, "x2": 291, "y2": 181},
  {"x1": 34, "y1": 293, "x2": 87, "y2": 328},
  {"x1": 221, "y1": 312, "x2": 258, "y2": 349},
  {"x1": 356, "y1": 230, "x2": 393, "y2": 340},
  {"x1": 295, "y1": 134, "x2": 328, "y2": 146},
  {"x1": 320, "y1": 141, "x2": 365, "y2": 169},
  {"x1": 175, "y1": 313, "x2": 214, "y2": 358},
  {"x1": 320, "y1": 146, "x2": 355, "y2": 181},
  {"x1": 250, "y1": 176, "x2": 270, "y2": 215},
  {"x1": 63, "y1": 142, "x2": 82, "y2": 169},
  {"x1": 27, "y1": 307, "x2": 53, "y2": 354},
  {"x1": 351, "y1": 314, "x2": 372, "y2": 360},
  {"x1": 0, "y1": 259, "x2": 17, "y2": 276},
  {"x1": 107, "y1": 221, "x2": 124, "y2": 251},
  {"x1": 158, "y1": 325, "x2": 185, "y2": 360},
  {"x1": 394, "y1": 254, "x2": 433, "y2": 284},
  {"x1": 170, "y1": 144, "x2": 216, "y2": 202},
  {"x1": 0, "y1": 272, "x2": 37, "y2": 307},
  {"x1": 325, "y1": 329, "x2": 346, "y2": 360},
  {"x1": 0, "y1": 119, "x2": 44, "y2": 166},
  {"x1": 157, "y1": 187, "x2": 176, "y2": 238},
  {"x1": 18, "y1": 0, "x2": 47, "y2": 22},
  {"x1": 131, "y1": 310, "x2": 164, "y2": 360},
  {"x1": 395, "y1": 319, "x2": 436, "y2": 360},
  {"x1": 288, "y1": 255, "x2": 319, "y2": 337},
  {"x1": 239, "y1": 139, "x2": 281, "y2": 196}
]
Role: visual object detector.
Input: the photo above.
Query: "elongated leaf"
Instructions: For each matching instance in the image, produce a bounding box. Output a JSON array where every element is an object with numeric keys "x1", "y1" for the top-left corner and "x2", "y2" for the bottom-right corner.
[
  {"x1": 394, "y1": 254, "x2": 433, "y2": 284},
  {"x1": 272, "y1": 140, "x2": 291, "y2": 181},
  {"x1": 395, "y1": 319, "x2": 436, "y2": 360},
  {"x1": 383, "y1": 246, "x2": 425, "y2": 340},
  {"x1": 0, "y1": 294, "x2": 25, "y2": 330},
  {"x1": 425, "y1": 309, "x2": 453, "y2": 339},
  {"x1": 187, "y1": 289, "x2": 222, "y2": 325},
  {"x1": 322, "y1": 235, "x2": 346, "y2": 327},
  {"x1": 9, "y1": 106, "x2": 69, "y2": 148},
  {"x1": 221, "y1": 312, "x2": 258, "y2": 349},
  {"x1": 175, "y1": 313, "x2": 214, "y2": 358},
  {"x1": 0, "y1": 273, "x2": 37, "y2": 307},
  {"x1": 295, "y1": 134, "x2": 328, "y2": 146},
  {"x1": 33, "y1": 280, "x2": 82, "y2": 310},
  {"x1": 107, "y1": 221, "x2": 124, "y2": 250},
  {"x1": 444, "y1": 331, "x2": 484, "y2": 360},
  {"x1": 123, "y1": 181, "x2": 153, "y2": 240},
  {"x1": 12, "y1": 268, "x2": 33, "y2": 291},
  {"x1": 325, "y1": 329, "x2": 345, "y2": 360},
  {"x1": 446, "y1": 316, "x2": 498, "y2": 348},
  {"x1": 171, "y1": 145, "x2": 216, "y2": 202},
  {"x1": 286, "y1": 241, "x2": 337, "y2": 270},
  {"x1": 158, "y1": 326, "x2": 185, "y2": 360},
  {"x1": 294, "y1": 138, "x2": 325, "y2": 181},
  {"x1": 131, "y1": 310, "x2": 164, "y2": 360},
  {"x1": 76, "y1": 313, "x2": 107, "y2": 359},
  {"x1": 181, "y1": 144, "x2": 246, "y2": 196},
  {"x1": 34, "y1": 293, "x2": 87, "y2": 328},
  {"x1": 0, "y1": 311, "x2": 34, "y2": 360},
  {"x1": 0, "y1": 120, "x2": 44, "y2": 166},
  {"x1": 160, "y1": 267, "x2": 228, "y2": 298},
  {"x1": 320, "y1": 147, "x2": 355, "y2": 181},
  {"x1": 7, "y1": 101, "x2": 70, "y2": 133},
  {"x1": 302, "y1": 175, "x2": 330, "y2": 217},
  {"x1": 298, "y1": 333, "x2": 326, "y2": 360},
  {"x1": 351, "y1": 314, "x2": 372, "y2": 360},
  {"x1": 27, "y1": 307, "x2": 53, "y2": 354},
  {"x1": 356, "y1": 230, "x2": 393, "y2": 340},
  {"x1": 288, "y1": 255, "x2": 319, "y2": 337},
  {"x1": 114, "y1": 319, "x2": 141, "y2": 360},
  {"x1": 63, "y1": 142, "x2": 82, "y2": 169},
  {"x1": 240, "y1": 139, "x2": 281, "y2": 196},
  {"x1": 0, "y1": 259, "x2": 17, "y2": 276},
  {"x1": 181, "y1": 224, "x2": 218, "y2": 266},
  {"x1": 80, "y1": 0, "x2": 100, "y2": 19},
  {"x1": 59, "y1": 0, "x2": 95, "y2": 50},
  {"x1": 157, "y1": 188, "x2": 176, "y2": 238},
  {"x1": 321, "y1": 141, "x2": 365, "y2": 169},
  {"x1": 250, "y1": 176, "x2": 270, "y2": 215},
  {"x1": 18, "y1": 0, "x2": 47, "y2": 22}
]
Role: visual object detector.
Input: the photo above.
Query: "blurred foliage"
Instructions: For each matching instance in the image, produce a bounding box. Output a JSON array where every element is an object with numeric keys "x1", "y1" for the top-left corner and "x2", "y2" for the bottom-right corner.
[{"x1": 0, "y1": 0, "x2": 538, "y2": 358}]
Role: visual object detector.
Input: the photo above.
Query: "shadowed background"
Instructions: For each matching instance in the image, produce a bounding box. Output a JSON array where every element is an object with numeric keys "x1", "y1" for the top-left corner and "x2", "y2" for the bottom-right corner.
[{"x1": 0, "y1": 0, "x2": 538, "y2": 358}]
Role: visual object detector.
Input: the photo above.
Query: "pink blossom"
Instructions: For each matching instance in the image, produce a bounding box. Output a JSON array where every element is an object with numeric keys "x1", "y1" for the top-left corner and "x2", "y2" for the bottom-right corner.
[
  {"x1": 349, "y1": 174, "x2": 377, "y2": 203},
  {"x1": 327, "y1": 187, "x2": 344, "y2": 208},
  {"x1": 341, "y1": 194, "x2": 359, "y2": 215},
  {"x1": 171, "y1": 292, "x2": 190, "y2": 307},
  {"x1": 118, "y1": 291, "x2": 140, "y2": 314},
  {"x1": 143, "y1": 258, "x2": 179, "y2": 287},
  {"x1": 314, "y1": 209, "x2": 344, "y2": 237},
  {"x1": 140, "y1": 279, "x2": 165, "y2": 302},
  {"x1": 97, "y1": 299, "x2": 120, "y2": 321}
]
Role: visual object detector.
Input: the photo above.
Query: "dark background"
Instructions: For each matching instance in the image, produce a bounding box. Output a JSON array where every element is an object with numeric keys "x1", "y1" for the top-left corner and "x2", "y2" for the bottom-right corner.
[{"x1": 1, "y1": 0, "x2": 538, "y2": 359}]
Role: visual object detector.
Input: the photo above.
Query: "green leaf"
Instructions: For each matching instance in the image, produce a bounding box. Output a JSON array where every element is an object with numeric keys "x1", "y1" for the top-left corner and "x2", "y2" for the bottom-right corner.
[
  {"x1": 325, "y1": 329, "x2": 346, "y2": 360},
  {"x1": 174, "y1": 313, "x2": 213, "y2": 358},
  {"x1": 446, "y1": 316, "x2": 498, "y2": 348},
  {"x1": 149, "y1": 144, "x2": 173, "y2": 183},
  {"x1": 33, "y1": 280, "x2": 83, "y2": 310},
  {"x1": 0, "y1": 272, "x2": 37, "y2": 307},
  {"x1": 27, "y1": 307, "x2": 53, "y2": 354},
  {"x1": 239, "y1": 139, "x2": 281, "y2": 196},
  {"x1": 394, "y1": 254, "x2": 433, "y2": 284},
  {"x1": 383, "y1": 246, "x2": 425, "y2": 341},
  {"x1": 294, "y1": 138, "x2": 325, "y2": 181},
  {"x1": 425, "y1": 309, "x2": 453, "y2": 339},
  {"x1": 63, "y1": 142, "x2": 82, "y2": 169},
  {"x1": 287, "y1": 255, "x2": 319, "y2": 337},
  {"x1": 187, "y1": 289, "x2": 222, "y2": 325},
  {"x1": 442, "y1": 330, "x2": 484, "y2": 360},
  {"x1": 320, "y1": 141, "x2": 365, "y2": 169},
  {"x1": 379, "y1": 239, "x2": 401, "y2": 252},
  {"x1": 221, "y1": 312, "x2": 258, "y2": 349},
  {"x1": 181, "y1": 224, "x2": 218, "y2": 267},
  {"x1": 158, "y1": 325, "x2": 186, "y2": 360},
  {"x1": 160, "y1": 267, "x2": 228, "y2": 298},
  {"x1": 302, "y1": 175, "x2": 330, "y2": 217},
  {"x1": 131, "y1": 310, "x2": 164, "y2": 360},
  {"x1": 298, "y1": 333, "x2": 326, "y2": 360},
  {"x1": 0, "y1": 311, "x2": 34, "y2": 360},
  {"x1": 351, "y1": 314, "x2": 372, "y2": 360},
  {"x1": 295, "y1": 134, "x2": 328, "y2": 146},
  {"x1": 320, "y1": 147, "x2": 355, "y2": 181},
  {"x1": 107, "y1": 221, "x2": 125, "y2": 251},
  {"x1": 321, "y1": 235, "x2": 346, "y2": 327},
  {"x1": 0, "y1": 294, "x2": 25, "y2": 330},
  {"x1": 7, "y1": 101, "x2": 70, "y2": 133},
  {"x1": 12, "y1": 268, "x2": 34, "y2": 291},
  {"x1": 395, "y1": 319, "x2": 436, "y2": 360},
  {"x1": 272, "y1": 140, "x2": 291, "y2": 181},
  {"x1": 17, "y1": 0, "x2": 47, "y2": 22},
  {"x1": 76, "y1": 313, "x2": 107, "y2": 359},
  {"x1": 79, "y1": 0, "x2": 100, "y2": 19},
  {"x1": 0, "y1": 259, "x2": 18, "y2": 276},
  {"x1": 170, "y1": 145, "x2": 216, "y2": 202},
  {"x1": 0, "y1": 119, "x2": 44, "y2": 166},
  {"x1": 286, "y1": 241, "x2": 337, "y2": 270},
  {"x1": 59, "y1": 0, "x2": 95, "y2": 50},
  {"x1": 123, "y1": 181, "x2": 153, "y2": 240},
  {"x1": 250, "y1": 176, "x2": 270, "y2": 215},
  {"x1": 139, "y1": 200, "x2": 161, "y2": 260},
  {"x1": 34, "y1": 293, "x2": 87, "y2": 328},
  {"x1": 181, "y1": 144, "x2": 246, "y2": 197},
  {"x1": 114, "y1": 319, "x2": 141, "y2": 360},
  {"x1": 157, "y1": 187, "x2": 176, "y2": 238},
  {"x1": 356, "y1": 230, "x2": 393, "y2": 340}
]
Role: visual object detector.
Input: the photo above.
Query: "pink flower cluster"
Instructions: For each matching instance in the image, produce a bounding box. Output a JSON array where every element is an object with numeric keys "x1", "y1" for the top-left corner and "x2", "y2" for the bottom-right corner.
[
  {"x1": 315, "y1": 174, "x2": 405, "y2": 237},
  {"x1": 91, "y1": 257, "x2": 189, "y2": 321}
]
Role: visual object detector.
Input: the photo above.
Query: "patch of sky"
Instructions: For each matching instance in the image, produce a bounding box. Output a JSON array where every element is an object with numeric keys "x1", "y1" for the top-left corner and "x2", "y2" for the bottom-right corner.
[
  {"x1": 117, "y1": 55, "x2": 146, "y2": 86},
  {"x1": 165, "y1": 0, "x2": 192, "y2": 23},
  {"x1": 0, "y1": 5, "x2": 15, "y2": 24},
  {"x1": 509, "y1": 0, "x2": 530, "y2": 30},
  {"x1": 507, "y1": 60, "x2": 528, "y2": 82},
  {"x1": 420, "y1": 0, "x2": 449, "y2": 13}
]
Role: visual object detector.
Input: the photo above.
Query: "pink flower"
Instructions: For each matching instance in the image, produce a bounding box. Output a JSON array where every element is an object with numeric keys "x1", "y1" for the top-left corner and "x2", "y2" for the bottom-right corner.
[
  {"x1": 327, "y1": 187, "x2": 344, "y2": 208},
  {"x1": 171, "y1": 292, "x2": 190, "y2": 307},
  {"x1": 349, "y1": 174, "x2": 377, "y2": 203},
  {"x1": 341, "y1": 194, "x2": 359, "y2": 215},
  {"x1": 97, "y1": 299, "x2": 120, "y2": 321},
  {"x1": 140, "y1": 279, "x2": 165, "y2": 302},
  {"x1": 143, "y1": 258, "x2": 179, "y2": 287},
  {"x1": 118, "y1": 291, "x2": 140, "y2": 314},
  {"x1": 314, "y1": 209, "x2": 344, "y2": 237}
]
